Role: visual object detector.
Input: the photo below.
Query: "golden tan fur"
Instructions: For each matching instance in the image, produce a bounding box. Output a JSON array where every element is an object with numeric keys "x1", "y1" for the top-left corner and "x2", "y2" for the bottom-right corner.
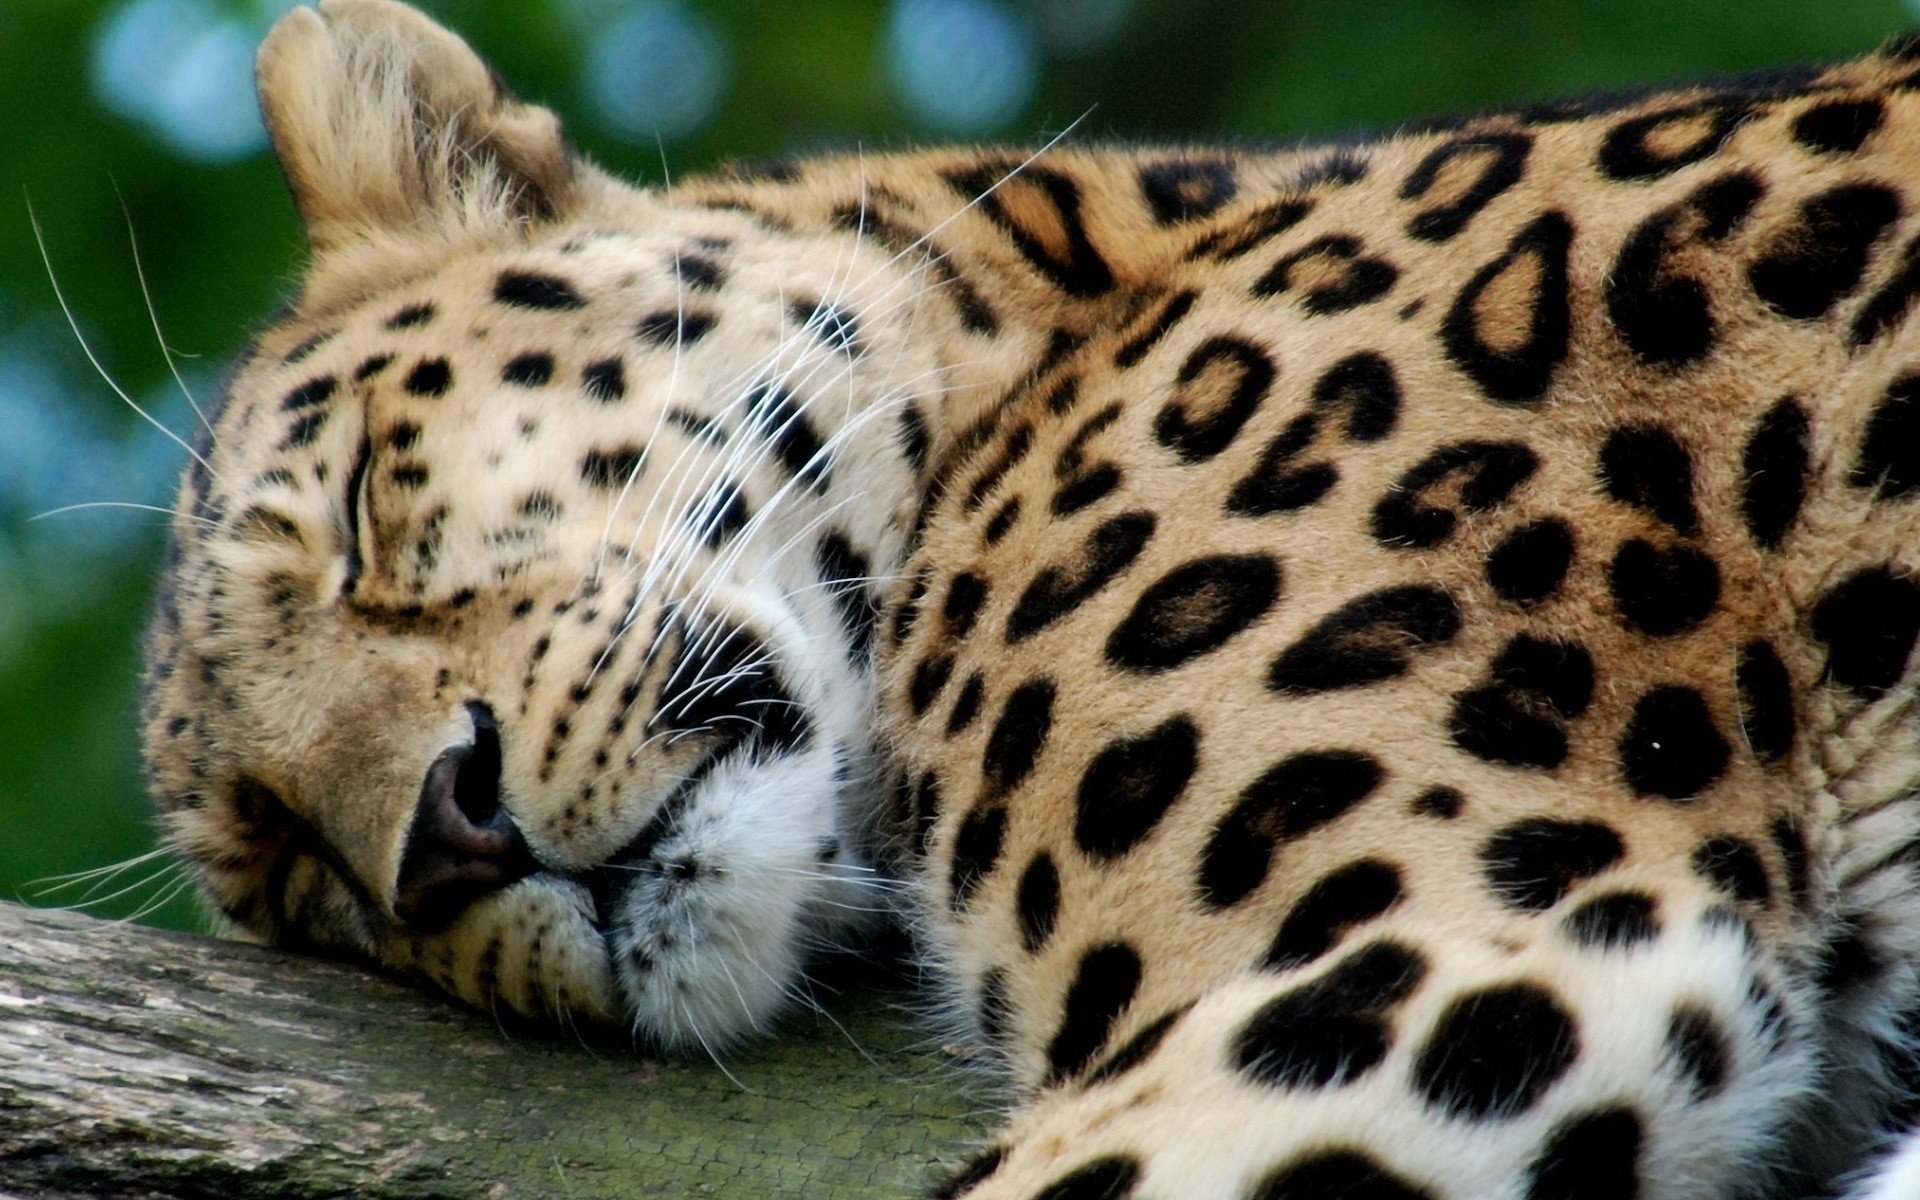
[{"x1": 144, "y1": 4, "x2": 1920, "y2": 1195}]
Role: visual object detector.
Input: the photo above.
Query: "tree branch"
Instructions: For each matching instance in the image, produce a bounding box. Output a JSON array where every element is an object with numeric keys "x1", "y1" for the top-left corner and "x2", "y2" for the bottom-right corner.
[{"x1": 0, "y1": 902, "x2": 987, "y2": 1198}]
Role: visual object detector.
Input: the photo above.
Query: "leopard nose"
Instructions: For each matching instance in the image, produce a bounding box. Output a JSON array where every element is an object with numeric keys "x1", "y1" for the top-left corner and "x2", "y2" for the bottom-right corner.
[{"x1": 393, "y1": 702, "x2": 538, "y2": 931}]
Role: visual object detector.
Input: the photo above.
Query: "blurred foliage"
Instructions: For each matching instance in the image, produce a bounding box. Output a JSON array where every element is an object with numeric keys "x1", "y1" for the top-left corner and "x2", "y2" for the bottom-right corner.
[{"x1": 1, "y1": 0, "x2": 1911, "y2": 933}]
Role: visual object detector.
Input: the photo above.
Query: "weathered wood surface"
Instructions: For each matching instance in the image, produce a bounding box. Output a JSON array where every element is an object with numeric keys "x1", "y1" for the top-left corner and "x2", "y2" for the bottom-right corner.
[{"x1": 0, "y1": 902, "x2": 989, "y2": 1198}]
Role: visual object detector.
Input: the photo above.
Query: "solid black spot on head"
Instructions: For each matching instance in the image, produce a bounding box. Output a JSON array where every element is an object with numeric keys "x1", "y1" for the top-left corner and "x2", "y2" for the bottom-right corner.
[
  {"x1": 1007, "y1": 512, "x2": 1156, "y2": 643},
  {"x1": 353, "y1": 354, "x2": 393, "y2": 381},
  {"x1": 1562, "y1": 891, "x2": 1659, "y2": 949},
  {"x1": 1414, "y1": 982, "x2": 1579, "y2": 1120},
  {"x1": 1199, "y1": 750, "x2": 1383, "y2": 908},
  {"x1": 1016, "y1": 853, "x2": 1060, "y2": 953},
  {"x1": 1154, "y1": 337, "x2": 1275, "y2": 463},
  {"x1": 744, "y1": 383, "x2": 831, "y2": 492},
  {"x1": 1234, "y1": 940, "x2": 1427, "y2": 1092},
  {"x1": 502, "y1": 352, "x2": 554, "y2": 387},
  {"x1": 982, "y1": 677, "x2": 1055, "y2": 800},
  {"x1": 1852, "y1": 375, "x2": 1920, "y2": 500},
  {"x1": 1749, "y1": 184, "x2": 1900, "y2": 319},
  {"x1": 666, "y1": 408, "x2": 727, "y2": 446},
  {"x1": 1481, "y1": 818, "x2": 1624, "y2": 912},
  {"x1": 280, "y1": 411, "x2": 329, "y2": 449},
  {"x1": 1736, "y1": 640, "x2": 1795, "y2": 761},
  {"x1": 579, "y1": 445, "x2": 644, "y2": 490},
  {"x1": 925, "y1": 1145, "x2": 1007, "y2": 1200},
  {"x1": 1793, "y1": 97, "x2": 1885, "y2": 154},
  {"x1": 1599, "y1": 426, "x2": 1698, "y2": 534},
  {"x1": 1692, "y1": 835, "x2": 1772, "y2": 906},
  {"x1": 1741, "y1": 397, "x2": 1810, "y2": 550},
  {"x1": 635, "y1": 309, "x2": 718, "y2": 346},
  {"x1": 1598, "y1": 101, "x2": 1747, "y2": 181},
  {"x1": 1524, "y1": 1107, "x2": 1644, "y2": 1200},
  {"x1": 404, "y1": 358, "x2": 452, "y2": 397},
  {"x1": 1666, "y1": 1005, "x2": 1731, "y2": 1100},
  {"x1": 1263, "y1": 859, "x2": 1405, "y2": 971},
  {"x1": 791, "y1": 298, "x2": 863, "y2": 355},
  {"x1": 1225, "y1": 413, "x2": 1338, "y2": 517},
  {"x1": 1269, "y1": 585, "x2": 1461, "y2": 696},
  {"x1": 1608, "y1": 540, "x2": 1720, "y2": 636},
  {"x1": 1410, "y1": 786, "x2": 1463, "y2": 819},
  {"x1": 909, "y1": 654, "x2": 956, "y2": 716},
  {"x1": 1113, "y1": 290, "x2": 1197, "y2": 369},
  {"x1": 689, "y1": 481, "x2": 750, "y2": 549},
  {"x1": 1486, "y1": 519, "x2": 1575, "y2": 605},
  {"x1": 1620, "y1": 686, "x2": 1731, "y2": 800},
  {"x1": 943, "y1": 572, "x2": 988, "y2": 639},
  {"x1": 1313, "y1": 352, "x2": 1401, "y2": 442},
  {"x1": 1030, "y1": 1156, "x2": 1141, "y2": 1200},
  {"x1": 1073, "y1": 715, "x2": 1199, "y2": 860},
  {"x1": 1253, "y1": 234, "x2": 1399, "y2": 315},
  {"x1": 1248, "y1": 1150, "x2": 1436, "y2": 1200},
  {"x1": 494, "y1": 270, "x2": 585, "y2": 310},
  {"x1": 1046, "y1": 942, "x2": 1143, "y2": 1082},
  {"x1": 1139, "y1": 158, "x2": 1238, "y2": 224},
  {"x1": 580, "y1": 358, "x2": 626, "y2": 402},
  {"x1": 1084, "y1": 1006, "x2": 1185, "y2": 1087},
  {"x1": 945, "y1": 672, "x2": 984, "y2": 736},
  {"x1": 1104, "y1": 554, "x2": 1281, "y2": 673},
  {"x1": 283, "y1": 329, "x2": 334, "y2": 363},
  {"x1": 282, "y1": 375, "x2": 338, "y2": 412},
  {"x1": 1811, "y1": 566, "x2": 1920, "y2": 698},
  {"x1": 673, "y1": 253, "x2": 726, "y2": 291},
  {"x1": 1371, "y1": 441, "x2": 1539, "y2": 549},
  {"x1": 816, "y1": 532, "x2": 879, "y2": 661},
  {"x1": 948, "y1": 804, "x2": 1006, "y2": 910},
  {"x1": 384, "y1": 302, "x2": 436, "y2": 329},
  {"x1": 1441, "y1": 211, "x2": 1572, "y2": 405},
  {"x1": 898, "y1": 404, "x2": 931, "y2": 476},
  {"x1": 388, "y1": 463, "x2": 429, "y2": 490},
  {"x1": 1400, "y1": 130, "x2": 1532, "y2": 242}
]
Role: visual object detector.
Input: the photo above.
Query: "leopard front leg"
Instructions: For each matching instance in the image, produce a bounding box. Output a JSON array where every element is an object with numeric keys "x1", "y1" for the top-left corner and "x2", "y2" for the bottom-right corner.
[{"x1": 927, "y1": 895, "x2": 1821, "y2": 1200}]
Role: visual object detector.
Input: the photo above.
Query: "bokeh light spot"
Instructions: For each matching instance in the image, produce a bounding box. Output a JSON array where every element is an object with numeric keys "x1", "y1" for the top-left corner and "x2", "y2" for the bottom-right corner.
[
  {"x1": 886, "y1": 0, "x2": 1040, "y2": 135},
  {"x1": 583, "y1": 2, "x2": 730, "y2": 143},
  {"x1": 92, "y1": 0, "x2": 267, "y2": 163}
]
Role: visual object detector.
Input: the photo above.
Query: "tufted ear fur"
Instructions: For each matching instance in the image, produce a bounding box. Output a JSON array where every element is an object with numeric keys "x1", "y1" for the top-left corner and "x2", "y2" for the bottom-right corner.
[{"x1": 257, "y1": 0, "x2": 579, "y2": 254}]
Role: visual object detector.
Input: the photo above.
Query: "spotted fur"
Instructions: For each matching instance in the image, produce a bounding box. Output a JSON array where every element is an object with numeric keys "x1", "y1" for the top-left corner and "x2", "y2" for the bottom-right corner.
[{"x1": 144, "y1": 4, "x2": 1920, "y2": 1197}]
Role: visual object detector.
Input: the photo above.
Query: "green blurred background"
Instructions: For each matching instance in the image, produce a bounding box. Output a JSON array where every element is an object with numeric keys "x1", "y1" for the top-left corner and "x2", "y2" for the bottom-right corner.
[{"x1": 2, "y1": 0, "x2": 1912, "y2": 932}]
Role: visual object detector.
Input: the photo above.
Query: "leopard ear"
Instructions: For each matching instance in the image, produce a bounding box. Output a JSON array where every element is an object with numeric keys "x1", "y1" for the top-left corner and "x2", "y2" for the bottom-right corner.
[{"x1": 256, "y1": 0, "x2": 579, "y2": 254}]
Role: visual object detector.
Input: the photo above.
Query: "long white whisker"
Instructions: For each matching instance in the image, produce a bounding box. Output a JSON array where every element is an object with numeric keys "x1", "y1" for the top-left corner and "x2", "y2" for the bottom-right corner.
[
  {"x1": 116, "y1": 181, "x2": 214, "y2": 438},
  {"x1": 26, "y1": 192, "x2": 219, "y2": 481}
]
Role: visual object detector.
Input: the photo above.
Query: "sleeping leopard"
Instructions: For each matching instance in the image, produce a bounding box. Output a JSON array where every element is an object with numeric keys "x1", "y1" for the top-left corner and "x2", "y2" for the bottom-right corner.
[{"x1": 141, "y1": 2, "x2": 1920, "y2": 1195}]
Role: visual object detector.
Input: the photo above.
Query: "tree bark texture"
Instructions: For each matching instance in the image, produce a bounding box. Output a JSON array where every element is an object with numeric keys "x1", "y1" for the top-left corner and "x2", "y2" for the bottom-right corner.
[{"x1": 0, "y1": 902, "x2": 990, "y2": 1199}]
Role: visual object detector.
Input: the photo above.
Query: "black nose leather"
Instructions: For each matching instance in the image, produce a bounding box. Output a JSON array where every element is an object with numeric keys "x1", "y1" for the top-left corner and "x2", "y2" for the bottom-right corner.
[{"x1": 394, "y1": 702, "x2": 537, "y2": 931}]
